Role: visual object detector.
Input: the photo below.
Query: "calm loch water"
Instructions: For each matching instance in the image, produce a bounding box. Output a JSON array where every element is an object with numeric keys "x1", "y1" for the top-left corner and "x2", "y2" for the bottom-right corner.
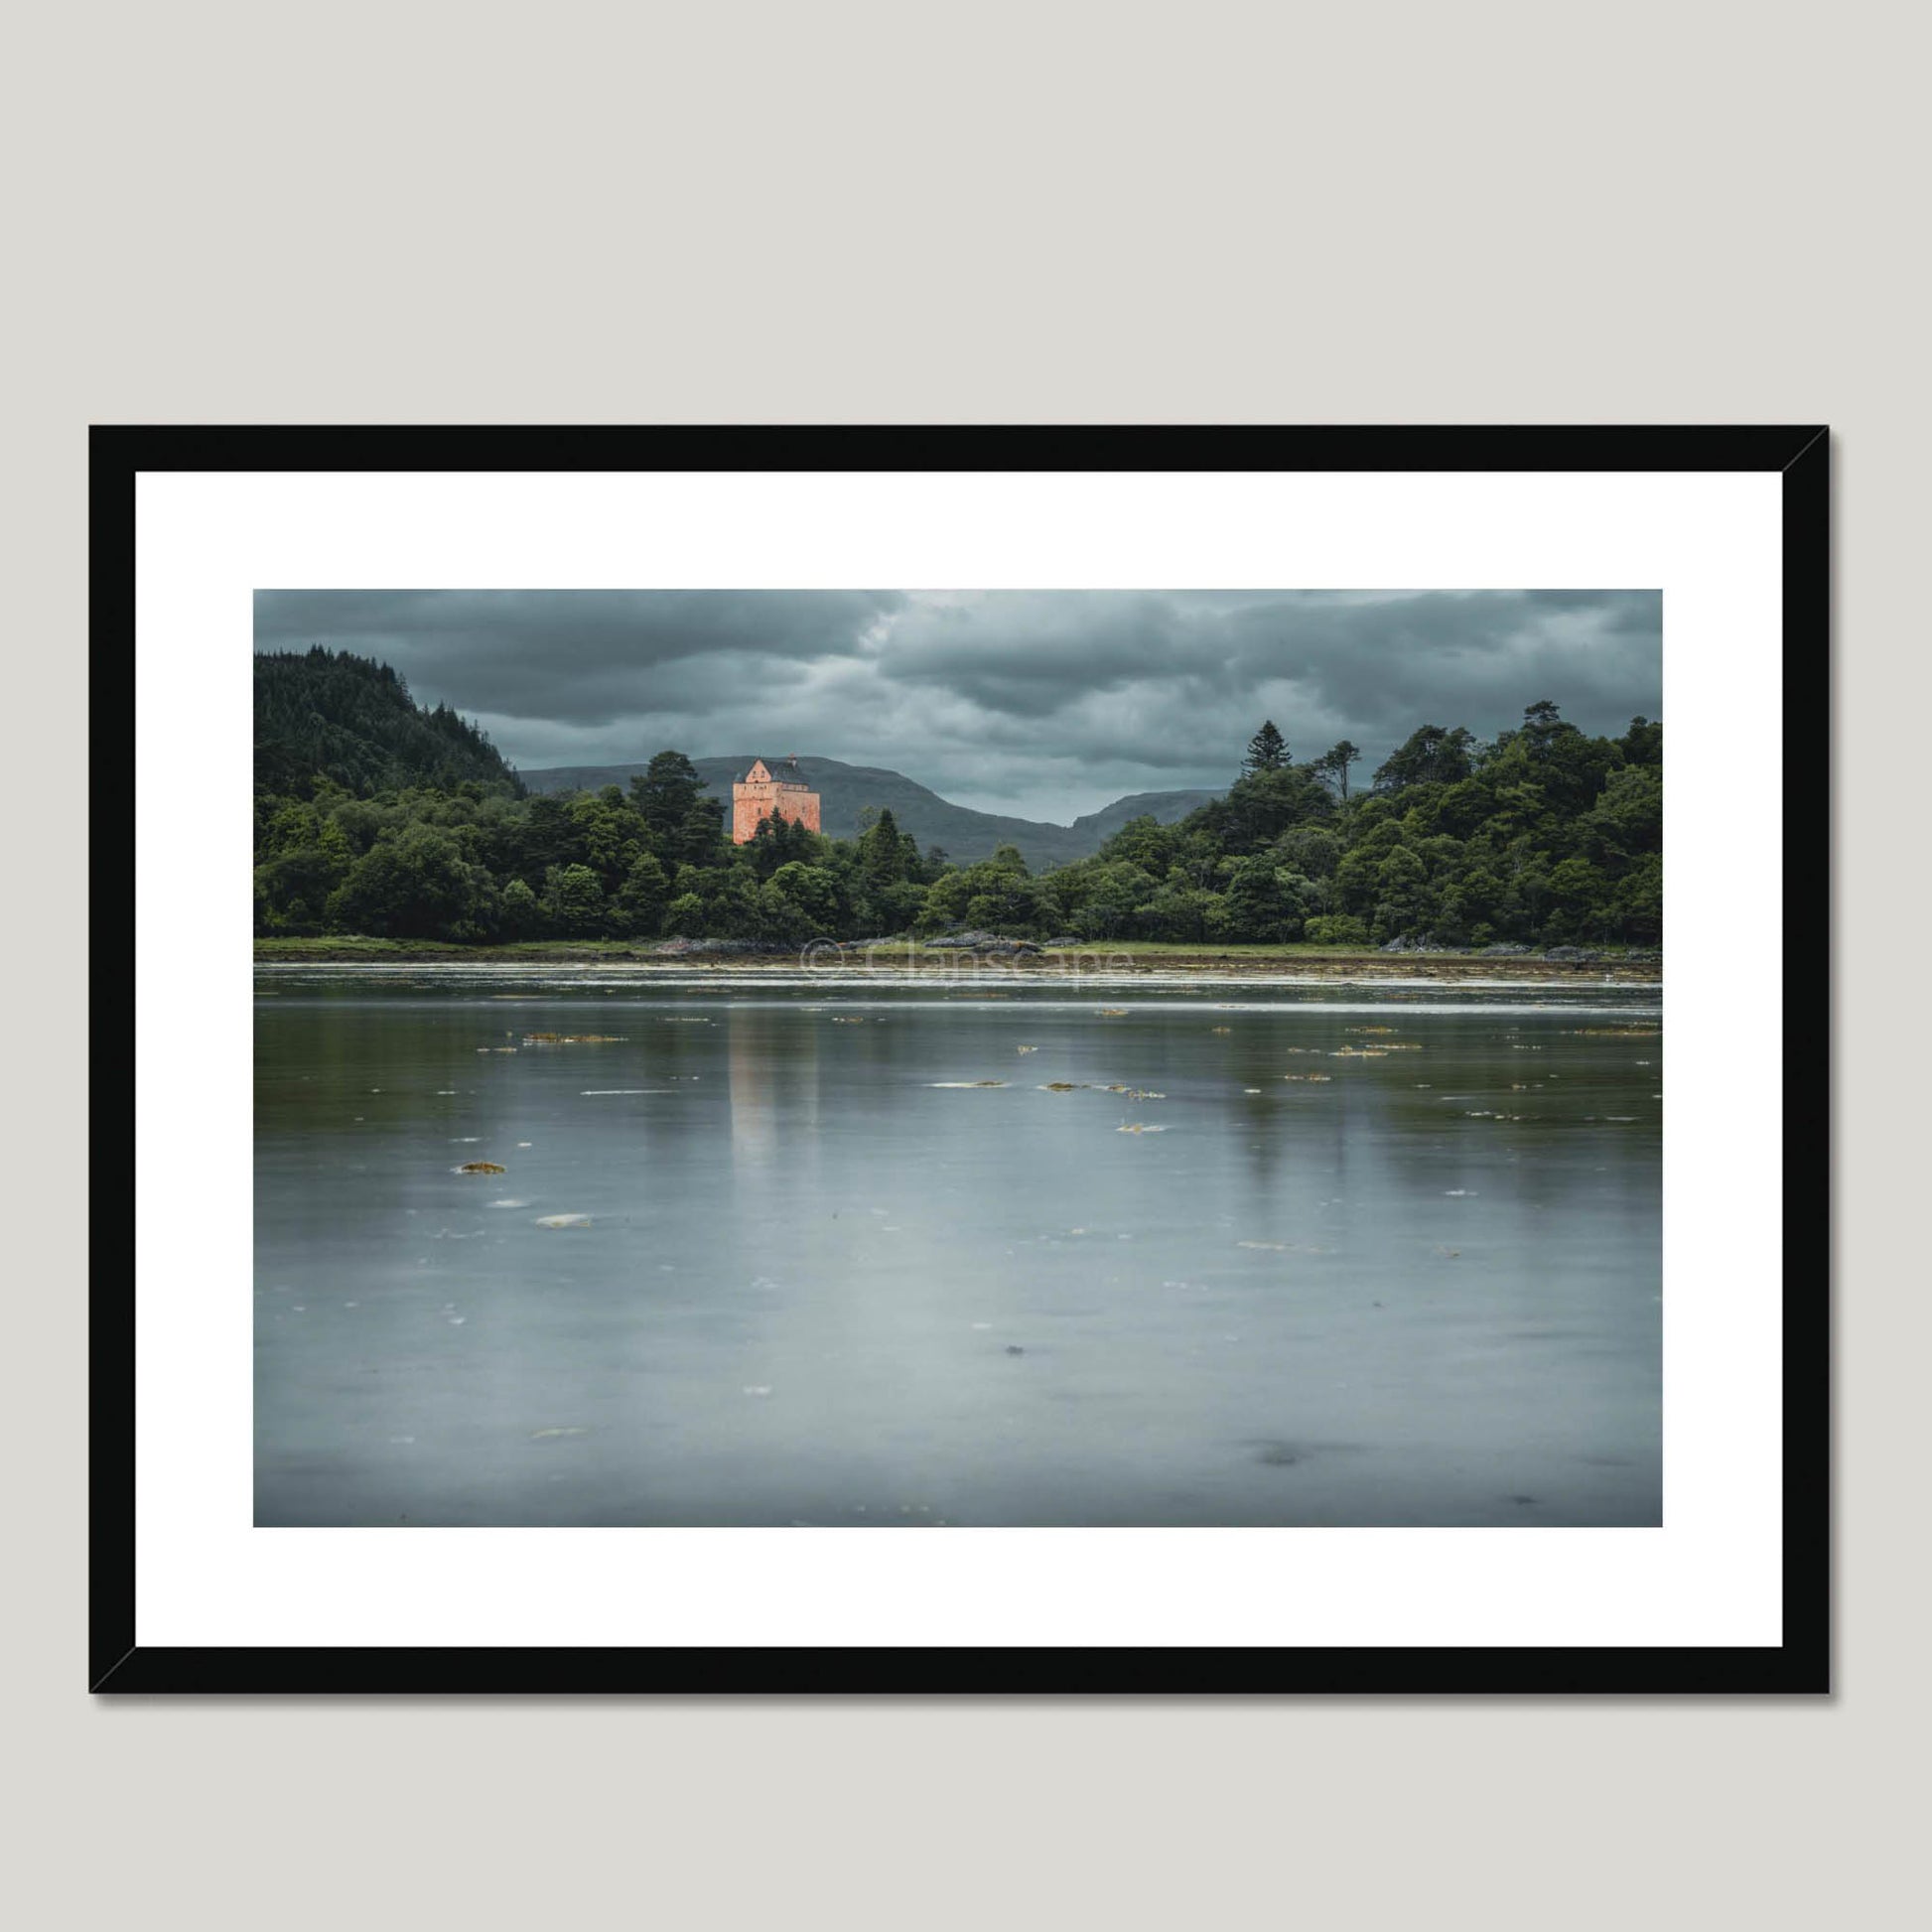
[{"x1": 255, "y1": 970, "x2": 1662, "y2": 1526}]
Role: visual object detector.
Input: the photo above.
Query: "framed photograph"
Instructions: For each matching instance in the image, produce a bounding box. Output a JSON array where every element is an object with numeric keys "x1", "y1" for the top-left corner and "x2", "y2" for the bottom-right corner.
[{"x1": 94, "y1": 425, "x2": 1827, "y2": 1693}]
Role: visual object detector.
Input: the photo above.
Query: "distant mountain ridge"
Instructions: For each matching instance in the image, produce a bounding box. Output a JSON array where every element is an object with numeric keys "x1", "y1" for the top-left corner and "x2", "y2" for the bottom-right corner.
[{"x1": 521, "y1": 756, "x2": 1222, "y2": 867}]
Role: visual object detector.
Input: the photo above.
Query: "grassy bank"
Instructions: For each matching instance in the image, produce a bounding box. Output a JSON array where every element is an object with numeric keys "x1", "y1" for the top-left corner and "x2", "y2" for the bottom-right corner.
[
  {"x1": 254, "y1": 934, "x2": 1660, "y2": 980},
  {"x1": 254, "y1": 936, "x2": 648, "y2": 961}
]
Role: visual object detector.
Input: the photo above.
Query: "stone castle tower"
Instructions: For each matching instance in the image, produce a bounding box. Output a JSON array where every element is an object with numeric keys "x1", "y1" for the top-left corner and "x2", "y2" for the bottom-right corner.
[{"x1": 731, "y1": 757, "x2": 822, "y2": 843}]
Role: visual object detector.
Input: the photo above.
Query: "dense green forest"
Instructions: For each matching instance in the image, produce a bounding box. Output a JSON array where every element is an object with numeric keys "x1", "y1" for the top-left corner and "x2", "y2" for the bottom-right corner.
[
  {"x1": 255, "y1": 647, "x2": 524, "y2": 798},
  {"x1": 254, "y1": 649, "x2": 1661, "y2": 948}
]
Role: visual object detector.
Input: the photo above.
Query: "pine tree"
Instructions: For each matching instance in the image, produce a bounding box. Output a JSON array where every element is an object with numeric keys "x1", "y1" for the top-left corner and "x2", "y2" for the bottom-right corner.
[
  {"x1": 858, "y1": 807, "x2": 907, "y2": 887},
  {"x1": 1244, "y1": 720, "x2": 1289, "y2": 772},
  {"x1": 629, "y1": 751, "x2": 710, "y2": 854}
]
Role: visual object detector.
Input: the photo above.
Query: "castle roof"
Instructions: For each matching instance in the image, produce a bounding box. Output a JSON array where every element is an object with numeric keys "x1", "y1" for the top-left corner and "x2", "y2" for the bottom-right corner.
[{"x1": 744, "y1": 756, "x2": 807, "y2": 783}]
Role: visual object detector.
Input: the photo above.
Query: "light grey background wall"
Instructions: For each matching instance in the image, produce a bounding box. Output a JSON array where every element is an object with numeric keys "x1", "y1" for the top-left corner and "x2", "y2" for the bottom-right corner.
[{"x1": 8, "y1": 2, "x2": 1916, "y2": 1926}]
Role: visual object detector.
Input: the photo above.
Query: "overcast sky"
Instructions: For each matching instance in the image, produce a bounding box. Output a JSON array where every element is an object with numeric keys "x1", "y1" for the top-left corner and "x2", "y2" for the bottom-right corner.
[{"x1": 254, "y1": 589, "x2": 1661, "y2": 823}]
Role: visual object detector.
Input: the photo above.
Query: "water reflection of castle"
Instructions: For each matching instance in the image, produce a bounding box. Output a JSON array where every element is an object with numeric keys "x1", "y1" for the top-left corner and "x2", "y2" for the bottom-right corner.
[{"x1": 728, "y1": 1009, "x2": 818, "y2": 1170}]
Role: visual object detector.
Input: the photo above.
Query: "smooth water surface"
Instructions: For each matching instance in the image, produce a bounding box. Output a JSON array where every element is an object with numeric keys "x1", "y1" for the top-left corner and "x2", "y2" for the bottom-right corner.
[{"x1": 255, "y1": 972, "x2": 1662, "y2": 1526}]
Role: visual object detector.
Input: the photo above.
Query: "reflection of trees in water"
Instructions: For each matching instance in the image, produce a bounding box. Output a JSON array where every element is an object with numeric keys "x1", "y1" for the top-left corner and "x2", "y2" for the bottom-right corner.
[{"x1": 1229, "y1": 1021, "x2": 1661, "y2": 1236}]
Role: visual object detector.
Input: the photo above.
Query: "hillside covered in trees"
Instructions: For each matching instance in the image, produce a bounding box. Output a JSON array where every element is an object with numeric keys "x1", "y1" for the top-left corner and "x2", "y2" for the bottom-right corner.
[
  {"x1": 255, "y1": 648, "x2": 523, "y2": 799},
  {"x1": 254, "y1": 652, "x2": 1660, "y2": 948}
]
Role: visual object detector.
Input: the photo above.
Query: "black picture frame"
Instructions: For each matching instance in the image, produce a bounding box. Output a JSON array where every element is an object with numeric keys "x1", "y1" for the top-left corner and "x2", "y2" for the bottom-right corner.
[{"x1": 92, "y1": 424, "x2": 1830, "y2": 1695}]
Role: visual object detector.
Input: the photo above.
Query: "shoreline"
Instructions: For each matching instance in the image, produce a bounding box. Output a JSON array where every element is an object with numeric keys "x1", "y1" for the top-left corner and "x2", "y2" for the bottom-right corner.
[{"x1": 255, "y1": 939, "x2": 1660, "y2": 986}]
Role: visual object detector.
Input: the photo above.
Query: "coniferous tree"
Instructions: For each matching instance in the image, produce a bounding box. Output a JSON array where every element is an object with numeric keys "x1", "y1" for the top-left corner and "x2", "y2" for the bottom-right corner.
[
  {"x1": 629, "y1": 751, "x2": 710, "y2": 855},
  {"x1": 1244, "y1": 720, "x2": 1289, "y2": 772},
  {"x1": 858, "y1": 808, "x2": 909, "y2": 889}
]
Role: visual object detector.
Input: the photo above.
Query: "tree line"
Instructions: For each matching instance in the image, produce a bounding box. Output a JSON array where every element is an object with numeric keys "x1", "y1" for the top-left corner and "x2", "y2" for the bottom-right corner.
[{"x1": 254, "y1": 653, "x2": 1660, "y2": 948}]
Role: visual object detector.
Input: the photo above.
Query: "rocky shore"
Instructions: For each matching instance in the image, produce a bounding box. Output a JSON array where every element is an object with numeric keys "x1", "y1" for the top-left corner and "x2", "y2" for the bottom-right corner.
[{"x1": 257, "y1": 933, "x2": 1661, "y2": 982}]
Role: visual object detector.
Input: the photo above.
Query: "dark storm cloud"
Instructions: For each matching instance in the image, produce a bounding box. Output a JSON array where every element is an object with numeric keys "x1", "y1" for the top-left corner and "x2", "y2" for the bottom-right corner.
[
  {"x1": 253, "y1": 590, "x2": 903, "y2": 725},
  {"x1": 254, "y1": 588, "x2": 1660, "y2": 821}
]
